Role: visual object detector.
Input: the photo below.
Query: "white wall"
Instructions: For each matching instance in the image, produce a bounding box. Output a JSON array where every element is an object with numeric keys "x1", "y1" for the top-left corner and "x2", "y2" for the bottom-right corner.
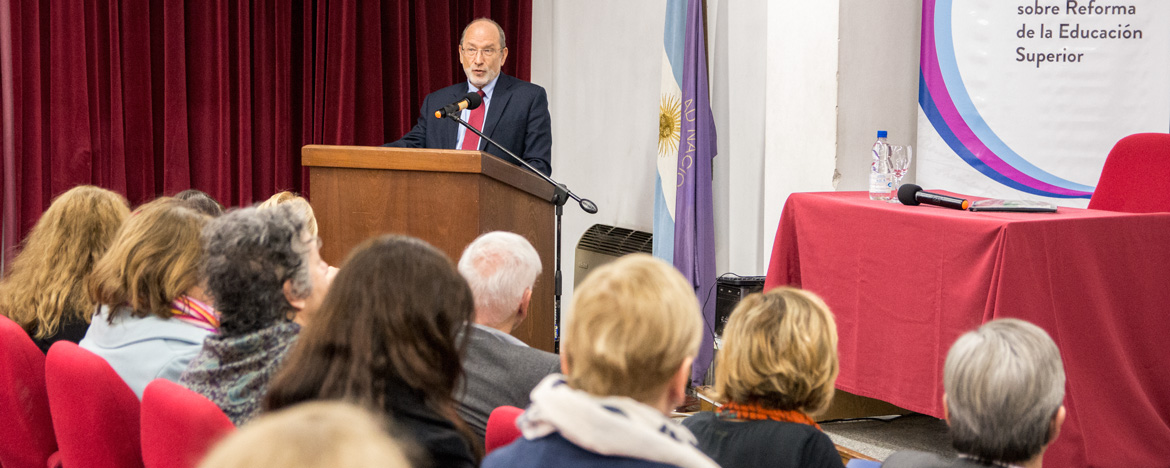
[
  {"x1": 531, "y1": 0, "x2": 923, "y2": 302},
  {"x1": 836, "y1": 1, "x2": 923, "y2": 196},
  {"x1": 531, "y1": 1, "x2": 666, "y2": 303},
  {"x1": 761, "y1": 0, "x2": 842, "y2": 265},
  {"x1": 709, "y1": 0, "x2": 768, "y2": 276}
]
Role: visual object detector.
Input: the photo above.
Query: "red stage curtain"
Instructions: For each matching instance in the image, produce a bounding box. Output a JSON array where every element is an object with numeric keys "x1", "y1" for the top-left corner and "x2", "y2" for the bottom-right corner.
[{"x1": 0, "y1": 0, "x2": 531, "y2": 260}]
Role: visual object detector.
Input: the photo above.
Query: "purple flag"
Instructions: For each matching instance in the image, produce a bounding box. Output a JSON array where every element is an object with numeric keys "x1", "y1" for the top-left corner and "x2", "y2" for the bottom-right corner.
[{"x1": 674, "y1": 0, "x2": 717, "y2": 386}]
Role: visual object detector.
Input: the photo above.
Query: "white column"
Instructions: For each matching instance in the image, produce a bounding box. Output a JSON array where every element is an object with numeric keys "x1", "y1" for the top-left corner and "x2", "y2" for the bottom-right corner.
[
  {"x1": 709, "y1": 0, "x2": 769, "y2": 275},
  {"x1": 762, "y1": 0, "x2": 842, "y2": 261}
]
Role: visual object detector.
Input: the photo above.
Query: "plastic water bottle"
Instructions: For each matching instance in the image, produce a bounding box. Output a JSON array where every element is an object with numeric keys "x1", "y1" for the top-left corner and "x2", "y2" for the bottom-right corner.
[{"x1": 869, "y1": 131, "x2": 894, "y2": 201}]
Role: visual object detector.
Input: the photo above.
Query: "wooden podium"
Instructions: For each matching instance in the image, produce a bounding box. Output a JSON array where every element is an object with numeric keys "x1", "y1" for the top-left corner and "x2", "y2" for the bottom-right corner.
[{"x1": 301, "y1": 145, "x2": 556, "y2": 352}]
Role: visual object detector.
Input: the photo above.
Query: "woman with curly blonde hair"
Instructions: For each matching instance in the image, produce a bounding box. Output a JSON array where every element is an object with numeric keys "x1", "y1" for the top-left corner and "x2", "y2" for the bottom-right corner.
[
  {"x1": 682, "y1": 287, "x2": 844, "y2": 468},
  {"x1": 0, "y1": 185, "x2": 129, "y2": 353},
  {"x1": 258, "y1": 191, "x2": 317, "y2": 236}
]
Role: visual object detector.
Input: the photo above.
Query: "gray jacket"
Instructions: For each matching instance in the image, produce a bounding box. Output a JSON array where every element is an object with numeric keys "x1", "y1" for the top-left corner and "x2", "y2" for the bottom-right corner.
[{"x1": 455, "y1": 324, "x2": 560, "y2": 442}]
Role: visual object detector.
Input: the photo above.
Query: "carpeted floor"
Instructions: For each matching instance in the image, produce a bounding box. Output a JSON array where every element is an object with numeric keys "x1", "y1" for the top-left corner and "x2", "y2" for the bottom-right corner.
[{"x1": 821, "y1": 413, "x2": 955, "y2": 461}]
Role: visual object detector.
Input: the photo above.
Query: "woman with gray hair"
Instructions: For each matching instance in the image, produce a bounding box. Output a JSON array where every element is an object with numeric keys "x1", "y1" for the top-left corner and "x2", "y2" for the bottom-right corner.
[
  {"x1": 179, "y1": 204, "x2": 332, "y2": 425},
  {"x1": 882, "y1": 318, "x2": 1067, "y2": 468}
]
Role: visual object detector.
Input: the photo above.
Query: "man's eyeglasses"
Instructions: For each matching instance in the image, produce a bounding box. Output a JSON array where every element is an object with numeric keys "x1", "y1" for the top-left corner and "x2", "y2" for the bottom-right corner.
[{"x1": 460, "y1": 46, "x2": 500, "y2": 58}]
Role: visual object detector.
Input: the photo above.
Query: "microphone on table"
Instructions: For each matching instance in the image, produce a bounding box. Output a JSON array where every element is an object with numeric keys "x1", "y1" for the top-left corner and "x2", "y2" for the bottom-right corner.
[
  {"x1": 898, "y1": 184, "x2": 970, "y2": 210},
  {"x1": 434, "y1": 92, "x2": 484, "y2": 119}
]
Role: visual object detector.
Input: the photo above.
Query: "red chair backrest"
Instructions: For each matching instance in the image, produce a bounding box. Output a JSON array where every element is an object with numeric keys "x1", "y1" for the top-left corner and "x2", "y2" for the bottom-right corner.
[
  {"x1": 1088, "y1": 132, "x2": 1170, "y2": 213},
  {"x1": 0, "y1": 315, "x2": 57, "y2": 468},
  {"x1": 141, "y1": 379, "x2": 236, "y2": 468},
  {"x1": 45, "y1": 341, "x2": 144, "y2": 468},
  {"x1": 484, "y1": 405, "x2": 525, "y2": 454}
]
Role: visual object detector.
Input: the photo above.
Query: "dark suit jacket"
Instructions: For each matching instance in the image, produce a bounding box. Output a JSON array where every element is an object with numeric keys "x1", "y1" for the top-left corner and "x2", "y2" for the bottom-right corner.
[
  {"x1": 455, "y1": 325, "x2": 560, "y2": 443},
  {"x1": 387, "y1": 74, "x2": 552, "y2": 176}
]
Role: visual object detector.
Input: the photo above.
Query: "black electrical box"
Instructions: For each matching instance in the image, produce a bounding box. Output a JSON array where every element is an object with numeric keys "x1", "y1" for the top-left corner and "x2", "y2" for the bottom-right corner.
[{"x1": 714, "y1": 276, "x2": 765, "y2": 337}]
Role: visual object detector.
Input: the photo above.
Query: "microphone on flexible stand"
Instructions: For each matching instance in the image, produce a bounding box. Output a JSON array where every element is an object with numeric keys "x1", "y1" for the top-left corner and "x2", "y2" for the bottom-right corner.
[
  {"x1": 434, "y1": 92, "x2": 484, "y2": 119},
  {"x1": 439, "y1": 105, "x2": 597, "y2": 352},
  {"x1": 897, "y1": 184, "x2": 970, "y2": 210}
]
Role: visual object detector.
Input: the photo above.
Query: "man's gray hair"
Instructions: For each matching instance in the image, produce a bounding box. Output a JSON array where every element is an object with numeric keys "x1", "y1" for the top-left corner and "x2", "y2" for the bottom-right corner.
[
  {"x1": 457, "y1": 231, "x2": 541, "y2": 325},
  {"x1": 944, "y1": 318, "x2": 1066, "y2": 464},
  {"x1": 461, "y1": 17, "x2": 507, "y2": 49}
]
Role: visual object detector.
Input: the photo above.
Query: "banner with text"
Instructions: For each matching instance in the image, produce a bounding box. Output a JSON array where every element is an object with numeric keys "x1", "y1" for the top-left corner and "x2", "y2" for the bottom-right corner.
[{"x1": 918, "y1": 0, "x2": 1170, "y2": 206}]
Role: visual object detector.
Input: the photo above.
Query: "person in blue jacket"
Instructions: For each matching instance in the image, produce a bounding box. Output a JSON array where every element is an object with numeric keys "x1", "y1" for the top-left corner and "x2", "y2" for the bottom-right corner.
[{"x1": 483, "y1": 254, "x2": 718, "y2": 468}]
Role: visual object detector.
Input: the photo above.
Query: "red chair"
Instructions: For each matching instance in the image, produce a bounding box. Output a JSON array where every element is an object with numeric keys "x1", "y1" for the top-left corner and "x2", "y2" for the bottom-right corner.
[
  {"x1": 1088, "y1": 132, "x2": 1170, "y2": 213},
  {"x1": 0, "y1": 316, "x2": 59, "y2": 468},
  {"x1": 484, "y1": 405, "x2": 525, "y2": 454},
  {"x1": 45, "y1": 341, "x2": 144, "y2": 468},
  {"x1": 141, "y1": 379, "x2": 236, "y2": 468}
]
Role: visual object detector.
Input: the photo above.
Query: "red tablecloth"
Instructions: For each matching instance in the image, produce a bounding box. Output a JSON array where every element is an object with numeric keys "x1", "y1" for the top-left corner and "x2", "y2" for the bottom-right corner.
[{"x1": 765, "y1": 191, "x2": 1170, "y2": 468}]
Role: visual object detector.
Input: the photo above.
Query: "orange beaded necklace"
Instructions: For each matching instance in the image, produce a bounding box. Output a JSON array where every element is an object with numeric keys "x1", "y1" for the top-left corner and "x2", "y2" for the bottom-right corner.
[{"x1": 716, "y1": 401, "x2": 821, "y2": 430}]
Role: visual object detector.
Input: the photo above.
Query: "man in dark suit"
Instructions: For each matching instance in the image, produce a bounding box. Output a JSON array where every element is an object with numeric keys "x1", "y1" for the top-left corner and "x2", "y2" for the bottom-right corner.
[
  {"x1": 454, "y1": 231, "x2": 560, "y2": 442},
  {"x1": 387, "y1": 18, "x2": 552, "y2": 176}
]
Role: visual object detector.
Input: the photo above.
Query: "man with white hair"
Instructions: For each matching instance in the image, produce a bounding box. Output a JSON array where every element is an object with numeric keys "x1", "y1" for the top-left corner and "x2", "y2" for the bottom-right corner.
[
  {"x1": 455, "y1": 231, "x2": 560, "y2": 442},
  {"x1": 882, "y1": 318, "x2": 1067, "y2": 468},
  {"x1": 386, "y1": 18, "x2": 552, "y2": 176}
]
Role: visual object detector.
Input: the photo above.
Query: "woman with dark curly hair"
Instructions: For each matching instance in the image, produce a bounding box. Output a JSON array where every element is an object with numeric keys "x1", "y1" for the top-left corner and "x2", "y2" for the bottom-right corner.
[
  {"x1": 0, "y1": 185, "x2": 129, "y2": 353},
  {"x1": 265, "y1": 235, "x2": 478, "y2": 468},
  {"x1": 179, "y1": 204, "x2": 331, "y2": 425}
]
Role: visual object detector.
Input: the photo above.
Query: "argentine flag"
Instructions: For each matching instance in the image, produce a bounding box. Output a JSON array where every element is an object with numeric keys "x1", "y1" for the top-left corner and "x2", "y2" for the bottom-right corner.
[
  {"x1": 653, "y1": 0, "x2": 718, "y2": 385},
  {"x1": 653, "y1": 0, "x2": 686, "y2": 264}
]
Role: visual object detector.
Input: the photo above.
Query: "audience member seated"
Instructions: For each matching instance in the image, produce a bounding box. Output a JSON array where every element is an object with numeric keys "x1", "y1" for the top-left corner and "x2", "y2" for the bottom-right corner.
[
  {"x1": 682, "y1": 288, "x2": 845, "y2": 468},
  {"x1": 0, "y1": 185, "x2": 129, "y2": 353},
  {"x1": 258, "y1": 191, "x2": 317, "y2": 235},
  {"x1": 257, "y1": 190, "x2": 337, "y2": 325},
  {"x1": 80, "y1": 198, "x2": 215, "y2": 398},
  {"x1": 174, "y1": 189, "x2": 225, "y2": 217},
  {"x1": 483, "y1": 254, "x2": 718, "y2": 468},
  {"x1": 265, "y1": 235, "x2": 479, "y2": 468},
  {"x1": 196, "y1": 401, "x2": 414, "y2": 468},
  {"x1": 454, "y1": 231, "x2": 560, "y2": 442},
  {"x1": 881, "y1": 319, "x2": 1067, "y2": 468},
  {"x1": 179, "y1": 204, "x2": 330, "y2": 426}
]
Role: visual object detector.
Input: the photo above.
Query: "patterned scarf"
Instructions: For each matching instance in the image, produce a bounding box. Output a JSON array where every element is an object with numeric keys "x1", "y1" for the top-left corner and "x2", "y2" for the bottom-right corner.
[
  {"x1": 518, "y1": 375, "x2": 719, "y2": 468},
  {"x1": 716, "y1": 401, "x2": 822, "y2": 430},
  {"x1": 170, "y1": 296, "x2": 219, "y2": 331}
]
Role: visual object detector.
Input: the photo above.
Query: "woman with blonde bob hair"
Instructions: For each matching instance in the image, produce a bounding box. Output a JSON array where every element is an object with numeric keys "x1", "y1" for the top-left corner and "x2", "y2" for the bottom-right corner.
[
  {"x1": 483, "y1": 254, "x2": 718, "y2": 468},
  {"x1": 0, "y1": 185, "x2": 129, "y2": 353},
  {"x1": 196, "y1": 401, "x2": 413, "y2": 468},
  {"x1": 683, "y1": 287, "x2": 844, "y2": 468},
  {"x1": 79, "y1": 198, "x2": 217, "y2": 398}
]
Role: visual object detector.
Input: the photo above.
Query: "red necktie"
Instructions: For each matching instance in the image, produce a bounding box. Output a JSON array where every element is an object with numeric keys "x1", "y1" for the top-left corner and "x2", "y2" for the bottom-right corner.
[{"x1": 460, "y1": 90, "x2": 488, "y2": 151}]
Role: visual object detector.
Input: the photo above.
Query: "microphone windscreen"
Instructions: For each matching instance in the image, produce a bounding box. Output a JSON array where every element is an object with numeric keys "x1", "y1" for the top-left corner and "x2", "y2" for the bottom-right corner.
[
  {"x1": 898, "y1": 183, "x2": 923, "y2": 206},
  {"x1": 465, "y1": 92, "x2": 484, "y2": 109}
]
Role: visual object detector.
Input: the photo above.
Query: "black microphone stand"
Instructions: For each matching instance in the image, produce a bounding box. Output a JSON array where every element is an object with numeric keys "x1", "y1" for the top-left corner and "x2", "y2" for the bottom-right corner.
[{"x1": 446, "y1": 113, "x2": 597, "y2": 352}]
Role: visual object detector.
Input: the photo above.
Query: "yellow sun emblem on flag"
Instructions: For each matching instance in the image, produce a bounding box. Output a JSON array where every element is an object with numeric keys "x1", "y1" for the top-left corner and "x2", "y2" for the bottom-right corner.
[{"x1": 658, "y1": 93, "x2": 681, "y2": 158}]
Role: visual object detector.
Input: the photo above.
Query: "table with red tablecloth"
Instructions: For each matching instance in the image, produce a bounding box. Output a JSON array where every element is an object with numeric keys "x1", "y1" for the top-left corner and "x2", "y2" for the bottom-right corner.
[{"x1": 764, "y1": 191, "x2": 1170, "y2": 468}]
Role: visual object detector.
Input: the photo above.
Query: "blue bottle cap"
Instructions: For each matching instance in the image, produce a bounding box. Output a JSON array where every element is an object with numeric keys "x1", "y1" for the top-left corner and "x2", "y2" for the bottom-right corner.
[{"x1": 877, "y1": 130, "x2": 888, "y2": 138}]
